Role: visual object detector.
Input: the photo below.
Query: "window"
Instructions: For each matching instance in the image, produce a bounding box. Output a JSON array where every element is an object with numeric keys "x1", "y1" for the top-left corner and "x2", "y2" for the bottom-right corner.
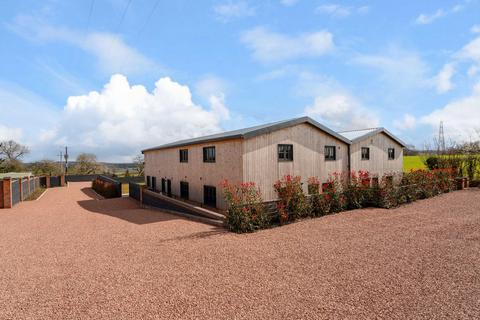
[
  {"x1": 151, "y1": 177, "x2": 157, "y2": 192},
  {"x1": 180, "y1": 181, "x2": 189, "y2": 200},
  {"x1": 388, "y1": 148, "x2": 395, "y2": 160},
  {"x1": 203, "y1": 185, "x2": 217, "y2": 207},
  {"x1": 278, "y1": 144, "x2": 293, "y2": 161},
  {"x1": 161, "y1": 178, "x2": 166, "y2": 193},
  {"x1": 325, "y1": 146, "x2": 336, "y2": 161},
  {"x1": 179, "y1": 149, "x2": 188, "y2": 162},
  {"x1": 203, "y1": 146, "x2": 216, "y2": 162},
  {"x1": 146, "y1": 175, "x2": 151, "y2": 188},
  {"x1": 361, "y1": 147, "x2": 370, "y2": 160}
]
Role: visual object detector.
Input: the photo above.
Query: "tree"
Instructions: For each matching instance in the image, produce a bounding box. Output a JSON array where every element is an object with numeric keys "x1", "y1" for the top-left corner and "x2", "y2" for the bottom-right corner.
[
  {"x1": 73, "y1": 153, "x2": 101, "y2": 174},
  {"x1": 133, "y1": 154, "x2": 144, "y2": 176},
  {"x1": 0, "y1": 140, "x2": 29, "y2": 173},
  {"x1": 29, "y1": 160, "x2": 63, "y2": 176}
]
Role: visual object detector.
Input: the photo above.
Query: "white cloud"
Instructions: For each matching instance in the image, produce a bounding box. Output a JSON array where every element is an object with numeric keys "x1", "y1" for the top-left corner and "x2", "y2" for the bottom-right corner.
[
  {"x1": 241, "y1": 27, "x2": 334, "y2": 63},
  {"x1": 315, "y1": 4, "x2": 369, "y2": 18},
  {"x1": 42, "y1": 74, "x2": 230, "y2": 162},
  {"x1": 434, "y1": 63, "x2": 455, "y2": 93},
  {"x1": 213, "y1": 1, "x2": 255, "y2": 22},
  {"x1": 415, "y1": 3, "x2": 470, "y2": 26},
  {"x1": 195, "y1": 75, "x2": 228, "y2": 100},
  {"x1": 468, "y1": 65, "x2": 479, "y2": 77},
  {"x1": 0, "y1": 126, "x2": 23, "y2": 141},
  {"x1": 8, "y1": 15, "x2": 156, "y2": 75},
  {"x1": 304, "y1": 94, "x2": 379, "y2": 130},
  {"x1": 472, "y1": 25, "x2": 480, "y2": 34},
  {"x1": 421, "y1": 83, "x2": 480, "y2": 141},
  {"x1": 394, "y1": 114, "x2": 417, "y2": 131},
  {"x1": 415, "y1": 9, "x2": 445, "y2": 24},
  {"x1": 280, "y1": 0, "x2": 298, "y2": 6},
  {"x1": 456, "y1": 36, "x2": 480, "y2": 63},
  {"x1": 352, "y1": 47, "x2": 430, "y2": 89}
]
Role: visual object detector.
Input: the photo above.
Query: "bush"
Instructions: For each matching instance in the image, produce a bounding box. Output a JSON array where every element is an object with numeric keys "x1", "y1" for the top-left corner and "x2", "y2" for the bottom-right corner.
[
  {"x1": 273, "y1": 175, "x2": 308, "y2": 224},
  {"x1": 221, "y1": 180, "x2": 269, "y2": 233},
  {"x1": 323, "y1": 173, "x2": 347, "y2": 213},
  {"x1": 343, "y1": 171, "x2": 372, "y2": 209}
]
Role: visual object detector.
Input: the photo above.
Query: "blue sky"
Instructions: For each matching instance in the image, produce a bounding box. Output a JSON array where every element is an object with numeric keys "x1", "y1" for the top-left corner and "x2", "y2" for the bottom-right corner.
[{"x1": 1, "y1": 0, "x2": 480, "y2": 162}]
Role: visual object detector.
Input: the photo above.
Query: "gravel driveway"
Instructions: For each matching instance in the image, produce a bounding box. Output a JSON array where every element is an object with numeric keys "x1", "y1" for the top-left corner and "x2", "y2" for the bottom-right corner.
[{"x1": 1, "y1": 182, "x2": 479, "y2": 319}]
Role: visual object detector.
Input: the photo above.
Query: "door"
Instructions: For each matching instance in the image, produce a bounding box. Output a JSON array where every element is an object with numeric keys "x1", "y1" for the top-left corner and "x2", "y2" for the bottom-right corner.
[
  {"x1": 161, "y1": 178, "x2": 165, "y2": 193},
  {"x1": 151, "y1": 177, "x2": 157, "y2": 192},
  {"x1": 180, "y1": 181, "x2": 189, "y2": 200},
  {"x1": 167, "y1": 179, "x2": 172, "y2": 197},
  {"x1": 203, "y1": 185, "x2": 216, "y2": 208}
]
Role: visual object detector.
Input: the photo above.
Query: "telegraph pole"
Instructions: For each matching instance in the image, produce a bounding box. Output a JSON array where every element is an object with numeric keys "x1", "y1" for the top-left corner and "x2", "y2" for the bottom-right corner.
[{"x1": 64, "y1": 146, "x2": 69, "y2": 174}]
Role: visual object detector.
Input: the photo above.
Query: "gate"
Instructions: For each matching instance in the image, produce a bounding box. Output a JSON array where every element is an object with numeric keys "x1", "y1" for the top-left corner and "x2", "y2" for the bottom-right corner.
[
  {"x1": 22, "y1": 179, "x2": 29, "y2": 199},
  {"x1": 50, "y1": 176, "x2": 60, "y2": 187},
  {"x1": 11, "y1": 179, "x2": 20, "y2": 206}
]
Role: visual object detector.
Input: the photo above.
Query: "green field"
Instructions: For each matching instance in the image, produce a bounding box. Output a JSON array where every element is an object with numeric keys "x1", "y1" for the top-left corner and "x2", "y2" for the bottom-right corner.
[{"x1": 404, "y1": 156, "x2": 427, "y2": 172}]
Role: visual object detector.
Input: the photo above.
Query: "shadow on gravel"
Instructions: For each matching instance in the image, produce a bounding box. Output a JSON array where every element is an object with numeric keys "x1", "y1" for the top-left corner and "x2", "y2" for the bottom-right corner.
[{"x1": 78, "y1": 188, "x2": 180, "y2": 225}]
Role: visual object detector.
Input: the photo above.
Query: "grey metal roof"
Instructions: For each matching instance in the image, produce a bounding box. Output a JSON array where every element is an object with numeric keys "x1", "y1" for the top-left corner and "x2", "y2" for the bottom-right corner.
[
  {"x1": 142, "y1": 116, "x2": 351, "y2": 153},
  {"x1": 339, "y1": 127, "x2": 407, "y2": 147}
]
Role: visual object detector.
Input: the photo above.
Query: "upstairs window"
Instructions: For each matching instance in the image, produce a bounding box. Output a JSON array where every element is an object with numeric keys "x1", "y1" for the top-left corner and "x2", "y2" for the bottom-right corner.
[
  {"x1": 388, "y1": 148, "x2": 395, "y2": 160},
  {"x1": 361, "y1": 147, "x2": 370, "y2": 160},
  {"x1": 179, "y1": 149, "x2": 188, "y2": 163},
  {"x1": 203, "y1": 146, "x2": 216, "y2": 163},
  {"x1": 325, "y1": 146, "x2": 336, "y2": 161},
  {"x1": 278, "y1": 144, "x2": 293, "y2": 161}
]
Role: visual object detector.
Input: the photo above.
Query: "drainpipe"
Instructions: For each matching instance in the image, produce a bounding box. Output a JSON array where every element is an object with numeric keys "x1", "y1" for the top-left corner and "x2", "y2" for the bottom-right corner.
[{"x1": 347, "y1": 144, "x2": 351, "y2": 184}]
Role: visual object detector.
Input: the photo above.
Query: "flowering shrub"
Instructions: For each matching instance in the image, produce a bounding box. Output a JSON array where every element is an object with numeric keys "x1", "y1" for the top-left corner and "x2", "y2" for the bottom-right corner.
[
  {"x1": 373, "y1": 169, "x2": 456, "y2": 208},
  {"x1": 323, "y1": 173, "x2": 347, "y2": 213},
  {"x1": 343, "y1": 170, "x2": 371, "y2": 209},
  {"x1": 222, "y1": 168, "x2": 457, "y2": 233},
  {"x1": 273, "y1": 175, "x2": 308, "y2": 224},
  {"x1": 221, "y1": 180, "x2": 269, "y2": 233}
]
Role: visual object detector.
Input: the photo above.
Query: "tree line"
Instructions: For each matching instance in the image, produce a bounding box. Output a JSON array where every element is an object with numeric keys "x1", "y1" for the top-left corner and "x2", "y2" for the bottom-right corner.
[{"x1": 0, "y1": 140, "x2": 144, "y2": 177}]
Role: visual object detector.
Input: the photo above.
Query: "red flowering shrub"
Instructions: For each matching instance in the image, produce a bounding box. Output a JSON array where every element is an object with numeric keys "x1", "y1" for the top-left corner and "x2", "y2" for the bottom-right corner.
[
  {"x1": 221, "y1": 180, "x2": 268, "y2": 233},
  {"x1": 323, "y1": 173, "x2": 347, "y2": 213},
  {"x1": 273, "y1": 175, "x2": 308, "y2": 224},
  {"x1": 343, "y1": 170, "x2": 372, "y2": 209}
]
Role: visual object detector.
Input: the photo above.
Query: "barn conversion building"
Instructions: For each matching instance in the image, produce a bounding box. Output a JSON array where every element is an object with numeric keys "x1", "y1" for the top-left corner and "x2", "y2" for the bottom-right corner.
[{"x1": 142, "y1": 117, "x2": 406, "y2": 210}]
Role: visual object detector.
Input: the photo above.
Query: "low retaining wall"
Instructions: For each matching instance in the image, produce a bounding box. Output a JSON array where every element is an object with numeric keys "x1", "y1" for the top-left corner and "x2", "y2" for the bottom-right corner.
[{"x1": 92, "y1": 175, "x2": 122, "y2": 198}]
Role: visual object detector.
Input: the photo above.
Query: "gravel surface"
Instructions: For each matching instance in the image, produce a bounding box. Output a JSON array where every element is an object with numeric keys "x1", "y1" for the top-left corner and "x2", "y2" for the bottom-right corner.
[{"x1": 1, "y1": 182, "x2": 479, "y2": 319}]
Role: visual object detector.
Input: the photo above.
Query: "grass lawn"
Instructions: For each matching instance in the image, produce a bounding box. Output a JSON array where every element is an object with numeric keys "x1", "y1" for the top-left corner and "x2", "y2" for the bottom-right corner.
[{"x1": 404, "y1": 155, "x2": 426, "y2": 172}]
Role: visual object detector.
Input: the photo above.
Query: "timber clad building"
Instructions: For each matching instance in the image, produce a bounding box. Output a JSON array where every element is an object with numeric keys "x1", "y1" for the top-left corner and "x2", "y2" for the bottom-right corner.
[{"x1": 142, "y1": 117, "x2": 406, "y2": 210}]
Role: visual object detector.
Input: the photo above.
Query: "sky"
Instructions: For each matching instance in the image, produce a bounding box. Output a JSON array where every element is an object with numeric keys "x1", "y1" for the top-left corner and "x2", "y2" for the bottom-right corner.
[{"x1": 0, "y1": 0, "x2": 480, "y2": 162}]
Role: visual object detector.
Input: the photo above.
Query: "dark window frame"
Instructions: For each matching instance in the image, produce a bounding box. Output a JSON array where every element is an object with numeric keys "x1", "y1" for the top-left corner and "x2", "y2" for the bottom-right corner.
[
  {"x1": 361, "y1": 147, "x2": 370, "y2": 160},
  {"x1": 277, "y1": 144, "x2": 293, "y2": 161},
  {"x1": 203, "y1": 146, "x2": 216, "y2": 163},
  {"x1": 179, "y1": 149, "x2": 188, "y2": 163},
  {"x1": 146, "y1": 175, "x2": 151, "y2": 188},
  {"x1": 388, "y1": 148, "x2": 395, "y2": 160},
  {"x1": 325, "y1": 145, "x2": 336, "y2": 161}
]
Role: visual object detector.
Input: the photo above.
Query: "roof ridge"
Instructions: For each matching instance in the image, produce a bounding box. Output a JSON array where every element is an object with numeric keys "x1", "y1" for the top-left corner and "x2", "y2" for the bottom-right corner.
[{"x1": 338, "y1": 127, "x2": 382, "y2": 133}]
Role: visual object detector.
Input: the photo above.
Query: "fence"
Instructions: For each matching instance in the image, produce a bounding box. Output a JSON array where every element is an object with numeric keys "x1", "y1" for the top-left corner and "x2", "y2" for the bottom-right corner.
[
  {"x1": 65, "y1": 174, "x2": 98, "y2": 182},
  {"x1": 129, "y1": 182, "x2": 142, "y2": 201},
  {"x1": 0, "y1": 176, "x2": 43, "y2": 208}
]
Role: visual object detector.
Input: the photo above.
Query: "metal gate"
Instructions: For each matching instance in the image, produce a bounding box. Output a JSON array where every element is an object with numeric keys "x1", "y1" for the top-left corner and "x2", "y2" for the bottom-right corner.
[
  {"x1": 11, "y1": 179, "x2": 20, "y2": 206},
  {"x1": 50, "y1": 176, "x2": 60, "y2": 187}
]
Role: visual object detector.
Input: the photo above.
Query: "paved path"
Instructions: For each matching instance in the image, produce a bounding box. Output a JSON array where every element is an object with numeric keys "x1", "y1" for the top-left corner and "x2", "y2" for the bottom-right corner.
[{"x1": 1, "y1": 183, "x2": 479, "y2": 319}]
